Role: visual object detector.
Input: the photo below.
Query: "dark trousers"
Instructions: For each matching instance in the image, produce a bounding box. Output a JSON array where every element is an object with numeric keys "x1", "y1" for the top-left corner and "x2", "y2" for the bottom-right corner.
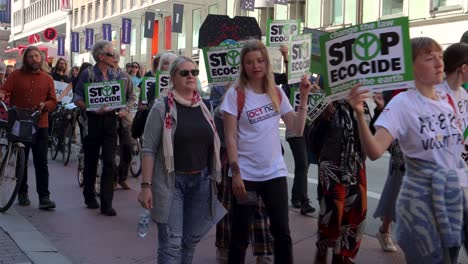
[
  {"x1": 82, "y1": 112, "x2": 117, "y2": 210},
  {"x1": 19, "y1": 128, "x2": 50, "y2": 200},
  {"x1": 228, "y1": 177, "x2": 292, "y2": 264},
  {"x1": 286, "y1": 136, "x2": 309, "y2": 203},
  {"x1": 116, "y1": 119, "x2": 132, "y2": 182}
]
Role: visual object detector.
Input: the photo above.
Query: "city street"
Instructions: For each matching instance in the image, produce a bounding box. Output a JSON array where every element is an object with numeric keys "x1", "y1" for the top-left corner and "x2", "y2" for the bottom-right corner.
[{"x1": 0, "y1": 132, "x2": 466, "y2": 263}]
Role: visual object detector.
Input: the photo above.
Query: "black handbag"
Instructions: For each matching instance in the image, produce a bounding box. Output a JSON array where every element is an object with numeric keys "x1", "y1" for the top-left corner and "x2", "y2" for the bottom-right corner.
[
  {"x1": 7, "y1": 107, "x2": 40, "y2": 143},
  {"x1": 131, "y1": 109, "x2": 149, "y2": 139}
]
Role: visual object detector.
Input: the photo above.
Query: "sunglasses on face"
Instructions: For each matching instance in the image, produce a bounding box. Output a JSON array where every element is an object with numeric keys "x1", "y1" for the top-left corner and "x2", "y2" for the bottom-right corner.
[
  {"x1": 178, "y1": 69, "x2": 199, "y2": 77},
  {"x1": 104, "y1": 52, "x2": 115, "y2": 57},
  {"x1": 131, "y1": 65, "x2": 139, "y2": 68}
]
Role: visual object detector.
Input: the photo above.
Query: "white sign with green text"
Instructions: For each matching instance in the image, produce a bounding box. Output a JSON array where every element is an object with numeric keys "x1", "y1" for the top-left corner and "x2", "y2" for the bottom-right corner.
[
  {"x1": 203, "y1": 44, "x2": 243, "y2": 86},
  {"x1": 266, "y1": 20, "x2": 300, "y2": 47},
  {"x1": 320, "y1": 17, "x2": 413, "y2": 101},
  {"x1": 140, "y1": 71, "x2": 170, "y2": 104},
  {"x1": 288, "y1": 34, "x2": 312, "y2": 84},
  {"x1": 84, "y1": 80, "x2": 126, "y2": 111}
]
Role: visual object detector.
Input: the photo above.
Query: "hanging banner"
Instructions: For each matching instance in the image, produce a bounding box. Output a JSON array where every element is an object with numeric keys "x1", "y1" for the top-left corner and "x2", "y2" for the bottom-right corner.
[
  {"x1": 85, "y1": 28, "x2": 94, "y2": 50},
  {"x1": 143, "y1": 12, "x2": 155, "y2": 38},
  {"x1": 71, "y1": 32, "x2": 79, "y2": 52},
  {"x1": 266, "y1": 20, "x2": 300, "y2": 47},
  {"x1": 102, "y1": 24, "x2": 112, "y2": 41},
  {"x1": 288, "y1": 34, "x2": 312, "y2": 84},
  {"x1": 203, "y1": 43, "x2": 243, "y2": 86},
  {"x1": 122, "y1": 18, "x2": 132, "y2": 44},
  {"x1": 84, "y1": 80, "x2": 127, "y2": 111},
  {"x1": 172, "y1": 4, "x2": 184, "y2": 33},
  {"x1": 321, "y1": 17, "x2": 413, "y2": 101},
  {"x1": 57, "y1": 37, "x2": 65, "y2": 56}
]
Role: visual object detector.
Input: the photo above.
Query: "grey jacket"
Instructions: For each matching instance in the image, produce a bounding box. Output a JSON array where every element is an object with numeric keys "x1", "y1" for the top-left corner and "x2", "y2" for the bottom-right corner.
[{"x1": 141, "y1": 98, "x2": 222, "y2": 223}]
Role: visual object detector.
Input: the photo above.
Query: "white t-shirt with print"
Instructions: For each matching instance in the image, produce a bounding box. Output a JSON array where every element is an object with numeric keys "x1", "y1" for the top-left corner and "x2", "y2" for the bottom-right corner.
[
  {"x1": 220, "y1": 86, "x2": 293, "y2": 182},
  {"x1": 375, "y1": 88, "x2": 466, "y2": 186}
]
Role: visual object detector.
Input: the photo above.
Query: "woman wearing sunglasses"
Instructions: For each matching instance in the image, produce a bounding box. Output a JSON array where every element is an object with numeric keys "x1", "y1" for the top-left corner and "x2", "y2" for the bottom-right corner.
[
  {"x1": 129, "y1": 62, "x2": 142, "y2": 87},
  {"x1": 138, "y1": 56, "x2": 223, "y2": 263},
  {"x1": 348, "y1": 37, "x2": 465, "y2": 263}
]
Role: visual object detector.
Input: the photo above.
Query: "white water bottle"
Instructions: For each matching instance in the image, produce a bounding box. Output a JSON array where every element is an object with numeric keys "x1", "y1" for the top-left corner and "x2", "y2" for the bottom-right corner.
[{"x1": 137, "y1": 209, "x2": 150, "y2": 238}]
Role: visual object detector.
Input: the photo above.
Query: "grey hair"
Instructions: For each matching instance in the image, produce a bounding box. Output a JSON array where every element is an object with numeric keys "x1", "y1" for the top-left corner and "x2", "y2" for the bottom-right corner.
[
  {"x1": 113, "y1": 49, "x2": 120, "y2": 62},
  {"x1": 158, "y1": 51, "x2": 177, "y2": 71},
  {"x1": 91, "y1": 40, "x2": 113, "y2": 62},
  {"x1": 168, "y1": 56, "x2": 197, "y2": 90}
]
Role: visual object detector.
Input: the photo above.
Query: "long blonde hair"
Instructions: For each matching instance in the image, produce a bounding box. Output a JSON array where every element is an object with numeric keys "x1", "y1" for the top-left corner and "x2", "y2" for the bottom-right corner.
[{"x1": 236, "y1": 40, "x2": 280, "y2": 112}]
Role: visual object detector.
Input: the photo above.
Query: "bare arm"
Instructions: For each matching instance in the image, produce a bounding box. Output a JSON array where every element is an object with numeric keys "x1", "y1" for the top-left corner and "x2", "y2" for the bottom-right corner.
[
  {"x1": 282, "y1": 75, "x2": 313, "y2": 136},
  {"x1": 137, "y1": 154, "x2": 154, "y2": 209},
  {"x1": 348, "y1": 84, "x2": 394, "y2": 160},
  {"x1": 58, "y1": 83, "x2": 73, "y2": 101},
  {"x1": 224, "y1": 112, "x2": 247, "y2": 201}
]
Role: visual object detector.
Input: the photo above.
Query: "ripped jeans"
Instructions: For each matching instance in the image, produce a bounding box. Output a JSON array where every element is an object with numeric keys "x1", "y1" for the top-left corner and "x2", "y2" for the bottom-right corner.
[{"x1": 157, "y1": 169, "x2": 211, "y2": 264}]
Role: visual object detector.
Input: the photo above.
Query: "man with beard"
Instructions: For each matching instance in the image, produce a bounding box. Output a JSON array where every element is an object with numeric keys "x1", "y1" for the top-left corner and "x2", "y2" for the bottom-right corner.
[
  {"x1": 74, "y1": 40, "x2": 126, "y2": 216},
  {"x1": 0, "y1": 46, "x2": 58, "y2": 209},
  {"x1": 51, "y1": 58, "x2": 70, "y2": 83}
]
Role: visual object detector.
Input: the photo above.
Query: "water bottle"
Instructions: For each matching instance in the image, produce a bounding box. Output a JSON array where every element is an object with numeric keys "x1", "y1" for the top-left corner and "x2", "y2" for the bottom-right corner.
[{"x1": 137, "y1": 209, "x2": 150, "y2": 238}]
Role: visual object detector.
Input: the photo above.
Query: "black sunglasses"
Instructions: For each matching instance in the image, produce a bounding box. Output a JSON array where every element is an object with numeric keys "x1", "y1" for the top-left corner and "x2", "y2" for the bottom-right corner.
[
  {"x1": 131, "y1": 65, "x2": 139, "y2": 68},
  {"x1": 179, "y1": 69, "x2": 199, "y2": 77},
  {"x1": 104, "y1": 52, "x2": 115, "y2": 57}
]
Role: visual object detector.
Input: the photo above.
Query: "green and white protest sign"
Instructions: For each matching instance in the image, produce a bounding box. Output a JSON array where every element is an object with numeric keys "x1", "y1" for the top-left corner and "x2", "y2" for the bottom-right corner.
[
  {"x1": 203, "y1": 44, "x2": 243, "y2": 86},
  {"x1": 320, "y1": 17, "x2": 413, "y2": 101},
  {"x1": 140, "y1": 77, "x2": 156, "y2": 104},
  {"x1": 84, "y1": 80, "x2": 126, "y2": 111},
  {"x1": 156, "y1": 71, "x2": 170, "y2": 97},
  {"x1": 303, "y1": 28, "x2": 327, "y2": 76},
  {"x1": 288, "y1": 34, "x2": 312, "y2": 84},
  {"x1": 140, "y1": 71, "x2": 170, "y2": 104},
  {"x1": 289, "y1": 86, "x2": 327, "y2": 125},
  {"x1": 54, "y1": 81, "x2": 73, "y2": 103},
  {"x1": 266, "y1": 20, "x2": 300, "y2": 47}
]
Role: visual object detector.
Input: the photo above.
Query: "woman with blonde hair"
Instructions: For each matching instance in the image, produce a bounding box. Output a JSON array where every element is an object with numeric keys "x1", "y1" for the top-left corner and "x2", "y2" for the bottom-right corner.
[
  {"x1": 220, "y1": 40, "x2": 313, "y2": 263},
  {"x1": 348, "y1": 37, "x2": 464, "y2": 263}
]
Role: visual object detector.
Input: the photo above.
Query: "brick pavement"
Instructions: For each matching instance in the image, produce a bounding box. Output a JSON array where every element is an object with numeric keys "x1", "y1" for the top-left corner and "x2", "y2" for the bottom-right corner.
[{"x1": 0, "y1": 227, "x2": 31, "y2": 264}]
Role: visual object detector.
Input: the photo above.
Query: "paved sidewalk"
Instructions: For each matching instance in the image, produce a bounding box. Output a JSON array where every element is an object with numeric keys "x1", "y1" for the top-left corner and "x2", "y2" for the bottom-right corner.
[{"x1": 0, "y1": 226, "x2": 31, "y2": 264}]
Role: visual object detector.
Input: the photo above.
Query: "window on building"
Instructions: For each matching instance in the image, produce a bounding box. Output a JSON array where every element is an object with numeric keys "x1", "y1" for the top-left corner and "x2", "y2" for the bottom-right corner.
[
  {"x1": 112, "y1": 0, "x2": 116, "y2": 13},
  {"x1": 88, "y1": 4, "x2": 93, "y2": 22},
  {"x1": 327, "y1": 0, "x2": 358, "y2": 26},
  {"x1": 121, "y1": 0, "x2": 126, "y2": 10},
  {"x1": 177, "y1": 19, "x2": 186, "y2": 55},
  {"x1": 192, "y1": 9, "x2": 201, "y2": 48},
  {"x1": 74, "y1": 8, "x2": 78, "y2": 26},
  {"x1": 104, "y1": 0, "x2": 108, "y2": 16},
  {"x1": 431, "y1": 0, "x2": 461, "y2": 10},
  {"x1": 140, "y1": 24, "x2": 147, "y2": 55},
  {"x1": 130, "y1": 27, "x2": 136, "y2": 56},
  {"x1": 331, "y1": 0, "x2": 343, "y2": 24},
  {"x1": 96, "y1": 1, "x2": 100, "y2": 20},
  {"x1": 382, "y1": 0, "x2": 403, "y2": 16},
  {"x1": 208, "y1": 4, "x2": 218, "y2": 14},
  {"x1": 81, "y1": 6, "x2": 85, "y2": 25},
  {"x1": 289, "y1": 0, "x2": 306, "y2": 23},
  {"x1": 258, "y1": 7, "x2": 274, "y2": 35}
]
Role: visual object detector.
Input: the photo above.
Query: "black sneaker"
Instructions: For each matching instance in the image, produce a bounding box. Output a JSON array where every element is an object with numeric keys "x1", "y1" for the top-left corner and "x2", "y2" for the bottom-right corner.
[
  {"x1": 300, "y1": 201, "x2": 315, "y2": 215},
  {"x1": 85, "y1": 198, "x2": 100, "y2": 209},
  {"x1": 100, "y1": 207, "x2": 117, "y2": 216},
  {"x1": 18, "y1": 193, "x2": 31, "y2": 206},
  {"x1": 291, "y1": 200, "x2": 301, "y2": 208},
  {"x1": 39, "y1": 197, "x2": 56, "y2": 210}
]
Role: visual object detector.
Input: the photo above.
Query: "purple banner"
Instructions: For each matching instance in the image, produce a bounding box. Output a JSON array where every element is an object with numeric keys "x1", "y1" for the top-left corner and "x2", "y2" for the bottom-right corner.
[
  {"x1": 71, "y1": 32, "x2": 79, "y2": 52},
  {"x1": 57, "y1": 37, "x2": 65, "y2": 56},
  {"x1": 102, "y1": 24, "x2": 112, "y2": 41},
  {"x1": 122, "y1": 18, "x2": 131, "y2": 44},
  {"x1": 85, "y1": 28, "x2": 94, "y2": 50}
]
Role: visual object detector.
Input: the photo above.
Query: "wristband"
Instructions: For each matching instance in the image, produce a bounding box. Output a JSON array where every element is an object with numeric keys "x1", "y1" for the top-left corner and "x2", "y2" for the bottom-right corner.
[
  {"x1": 141, "y1": 182, "x2": 152, "y2": 188},
  {"x1": 298, "y1": 106, "x2": 308, "y2": 111},
  {"x1": 284, "y1": 60, "x2": 289, "y2": 64}
]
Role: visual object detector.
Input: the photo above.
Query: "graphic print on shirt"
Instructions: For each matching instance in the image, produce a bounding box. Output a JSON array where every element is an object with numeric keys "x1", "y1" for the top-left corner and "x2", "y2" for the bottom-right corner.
[
  {"x1": 246, "y1": 103, "x2": 279, "y2": 124},
  {"x1": 418, "y1": 111, "x2": 463, "y2": 151}
]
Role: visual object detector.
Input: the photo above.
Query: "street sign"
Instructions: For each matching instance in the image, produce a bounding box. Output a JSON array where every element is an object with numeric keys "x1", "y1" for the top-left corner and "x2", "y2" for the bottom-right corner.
[
  {"x1": 43, "y1": 28, "x2": 58, "y2": 41},
  {"x1": 28, "y1": 33, "x2": 41, "y2": 44}
]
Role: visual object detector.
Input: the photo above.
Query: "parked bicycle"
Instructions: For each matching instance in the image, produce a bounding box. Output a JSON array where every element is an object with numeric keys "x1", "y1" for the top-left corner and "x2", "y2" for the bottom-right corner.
[
  {"x1": 0, "y1": 101, "x2": 37, "y2": 212},
  {"x1": 49, "y1": 103, "x2": 80, "y2": 166}
]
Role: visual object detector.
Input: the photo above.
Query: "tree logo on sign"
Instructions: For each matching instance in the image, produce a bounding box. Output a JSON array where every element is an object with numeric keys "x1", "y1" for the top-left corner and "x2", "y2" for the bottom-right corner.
[
  {"x1": 102, "y1": 85, "x2": 114, "y2": 96},
  {"x1": 226, "y1": 50, "x2": 241, "y2": 67},
  {"x1": 353, "y1": 33, "x2": 381, "y2": 61}
]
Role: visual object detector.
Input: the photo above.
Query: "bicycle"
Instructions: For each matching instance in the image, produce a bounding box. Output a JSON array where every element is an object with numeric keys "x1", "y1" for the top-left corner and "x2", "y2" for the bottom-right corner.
[
  {"x1": 0, "y1": 101, "x2": 33, "y2": 212},
  {"x1": 49, "y1": 103, "x2": 80, "y2": 166},
  {"x1": 130, "y1": 137, "x2": 141, "y2": 177}
]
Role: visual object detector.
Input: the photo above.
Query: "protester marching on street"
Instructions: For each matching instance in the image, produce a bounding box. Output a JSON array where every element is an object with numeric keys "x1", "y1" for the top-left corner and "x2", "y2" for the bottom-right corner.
[
  {"x1": 0, "y1": 46, "x2": 58, "y2": 210},
  {"x1": 348, "y1": 37, "x2": 464, "y2": 264},
  {"x1": 73, "y1": 40, "x2": 128, "y2": 216},
  {"x1": 51, "y1": 58, "x2": 70, "y2": 83},
  {"x1": 220, "y1": 40, "x2": 313, "y2": 264},
  {"x1": 138, "y1": 56, "x2": 225, "y2": 263}
]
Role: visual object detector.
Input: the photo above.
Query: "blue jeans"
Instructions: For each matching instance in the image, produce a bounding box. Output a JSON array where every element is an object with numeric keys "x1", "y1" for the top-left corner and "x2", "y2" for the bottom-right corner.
[{"x1": 157, "y1": 169, "x2": 211, "y2": 264}]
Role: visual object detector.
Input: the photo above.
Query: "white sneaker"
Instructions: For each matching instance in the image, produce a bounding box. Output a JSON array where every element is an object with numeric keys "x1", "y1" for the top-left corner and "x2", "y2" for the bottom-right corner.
[{"x1": 376, "y1": 231, "x2": 398, "y2": 252}]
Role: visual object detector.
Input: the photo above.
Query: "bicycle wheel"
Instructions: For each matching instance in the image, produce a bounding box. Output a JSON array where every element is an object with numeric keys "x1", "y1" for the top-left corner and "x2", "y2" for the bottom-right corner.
[
  {"x1": 51, "y1": 123, "x2": 60, "y2": 160},
  {"x1": 0, "y1": 144, "x2": 26, "y2": 212},
  {"x1": 77, "y1": 150, "x2": 84, "y2": 187},
  {"x1": 62, "y1": 122, "x2": 73, "y2": 166},
  {"x1": 130, "y1": 140, "x2": 141, "y2": 177},
  {"x1": 95, "y1": 159, "x2": 102, "y2": 196}
]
